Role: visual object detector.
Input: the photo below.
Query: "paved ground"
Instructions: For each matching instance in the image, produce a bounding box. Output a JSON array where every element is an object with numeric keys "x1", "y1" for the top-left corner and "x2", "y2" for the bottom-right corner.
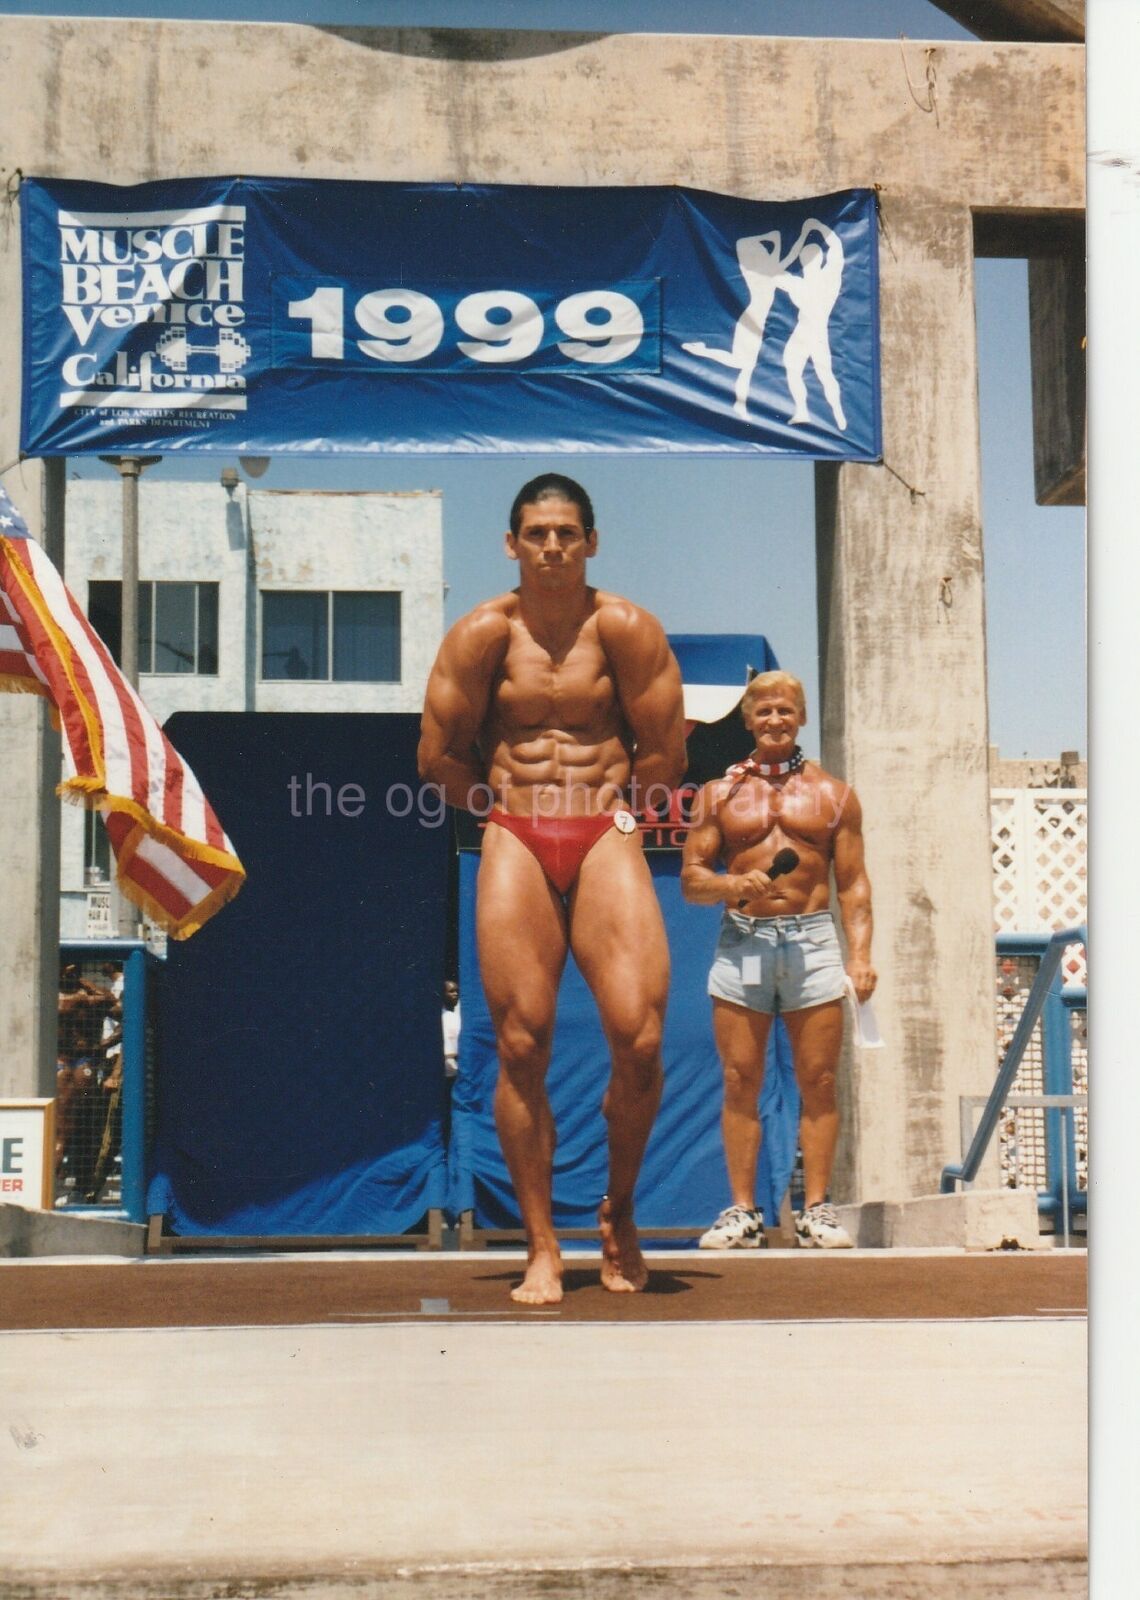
[{"x1": 0, "y1": 1250, "x2": 1087, "y2": 1598}]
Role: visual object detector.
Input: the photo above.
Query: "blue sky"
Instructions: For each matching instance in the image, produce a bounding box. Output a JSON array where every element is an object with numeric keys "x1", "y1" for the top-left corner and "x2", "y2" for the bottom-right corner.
[{"x1": 13, "y1": 0, "x2": 1086, "y2": 758}]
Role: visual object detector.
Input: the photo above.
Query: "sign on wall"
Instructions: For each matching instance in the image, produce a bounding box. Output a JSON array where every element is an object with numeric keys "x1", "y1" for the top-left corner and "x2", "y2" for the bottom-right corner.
[
  {"x1": 20, "y1": 177, "x2": 880, "y2": 460},
  {"x1": 0, "y1": 1101, "x2": 55, "y2": 1210}
]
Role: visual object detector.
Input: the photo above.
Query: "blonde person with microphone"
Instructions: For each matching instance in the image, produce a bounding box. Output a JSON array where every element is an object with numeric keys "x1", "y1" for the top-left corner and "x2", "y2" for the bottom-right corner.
[{"x1": 681, "y1": 671, "x2": 875, "y2": 1250}]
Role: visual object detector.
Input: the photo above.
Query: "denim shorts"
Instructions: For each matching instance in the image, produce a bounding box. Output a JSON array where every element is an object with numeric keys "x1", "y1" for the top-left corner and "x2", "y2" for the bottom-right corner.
[{"x1": 707, "y1": 910, "x2": 847, "y2": 1015}]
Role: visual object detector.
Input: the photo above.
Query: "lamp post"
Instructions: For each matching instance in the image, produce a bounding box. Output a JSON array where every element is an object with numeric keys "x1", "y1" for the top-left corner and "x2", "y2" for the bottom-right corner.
[{"x1": 100, "y1": 455, "x2": 161, "y2": 689}]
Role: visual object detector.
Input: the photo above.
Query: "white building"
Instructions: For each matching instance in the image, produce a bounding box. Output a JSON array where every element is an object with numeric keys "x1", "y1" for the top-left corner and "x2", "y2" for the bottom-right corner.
[{"x1": 59, "y1": 478, "x2": 443, "y2": 938}]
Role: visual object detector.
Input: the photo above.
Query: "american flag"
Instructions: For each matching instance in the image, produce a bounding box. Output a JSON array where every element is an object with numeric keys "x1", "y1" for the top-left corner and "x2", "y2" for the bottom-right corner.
[{"x1": 0, "y1": 482, "x2": 245, "y2": 938}]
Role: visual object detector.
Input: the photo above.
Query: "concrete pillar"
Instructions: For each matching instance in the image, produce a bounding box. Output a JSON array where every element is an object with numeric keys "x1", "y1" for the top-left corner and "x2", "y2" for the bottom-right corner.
[
  {"x1": 0, "y1": 459, "x2": 61, "y2": 1101},
  {"x1": 817, "y1": 202, "x2": 996, "y2": 1202},
  {"x1": 0, "y1": 698, "x2": 61, "y2": 1100}
]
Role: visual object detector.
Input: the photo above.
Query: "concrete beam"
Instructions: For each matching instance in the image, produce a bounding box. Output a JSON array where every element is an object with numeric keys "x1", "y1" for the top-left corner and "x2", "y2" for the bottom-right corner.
[
  {"x1": 0, "y1": 26, "x2": 1084, "y2": 205},
  {"x1": 973, "y1": 211, "x2": 1086, "y2": 506},
  {"x1": 1029, "y1": 250, "x2": 1087, "y2": 505},
  {"x1": 929, "y1": 0, "x2": 1085, "y2": 42}
]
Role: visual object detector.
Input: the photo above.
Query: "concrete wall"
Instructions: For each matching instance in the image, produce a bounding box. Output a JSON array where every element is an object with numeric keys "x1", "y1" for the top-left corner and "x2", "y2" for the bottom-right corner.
[
  {"x1": 61, "y1": 480, "x2": 443, "y2": 722},
  {"x1": 68, "y1": 480, "x2": 253, "y2": 720},
  {"x1": 0, "y1": 19, "x2": 1084, "y2": 1201},
  {"x1": 250, "y1": 489, "x2": 442, "y2": 715}
]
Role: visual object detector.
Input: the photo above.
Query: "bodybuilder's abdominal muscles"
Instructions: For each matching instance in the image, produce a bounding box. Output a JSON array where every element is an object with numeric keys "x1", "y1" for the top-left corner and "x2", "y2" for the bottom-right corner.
[{"x1": 488, "y1": 732, "x2": 631, "y2": 809}]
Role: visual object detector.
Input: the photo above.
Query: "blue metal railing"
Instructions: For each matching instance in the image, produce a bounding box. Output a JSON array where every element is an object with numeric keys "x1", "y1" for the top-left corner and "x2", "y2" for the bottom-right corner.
[
  {"x1": 941, "y1": 927, "x2": 1087, "y2": 1229},
  {"x1": 1056, "y1": 983, "x2": 1088, "y2": 1218}
]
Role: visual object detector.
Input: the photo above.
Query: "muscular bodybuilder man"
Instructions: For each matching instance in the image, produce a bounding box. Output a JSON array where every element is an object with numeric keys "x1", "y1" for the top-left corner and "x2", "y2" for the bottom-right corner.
[
  {"x1": 418, "y1": 473, "x2": 686, "y2": 1304},
  {"x1": 681, "y1": 670, "x2": 875, "y2": 1250}
]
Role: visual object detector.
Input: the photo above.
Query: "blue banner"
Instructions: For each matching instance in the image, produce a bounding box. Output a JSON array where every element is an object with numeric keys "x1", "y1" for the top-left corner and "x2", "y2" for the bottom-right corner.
[{"x1": 20, "y1": 177, "x2": 880, "y2": 459}]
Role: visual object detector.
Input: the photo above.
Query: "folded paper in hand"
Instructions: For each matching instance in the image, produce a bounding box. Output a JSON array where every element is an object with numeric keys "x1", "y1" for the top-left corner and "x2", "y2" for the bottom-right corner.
[{"x1": 843, "y1": 977, "x2": 885, "y2": 1049}]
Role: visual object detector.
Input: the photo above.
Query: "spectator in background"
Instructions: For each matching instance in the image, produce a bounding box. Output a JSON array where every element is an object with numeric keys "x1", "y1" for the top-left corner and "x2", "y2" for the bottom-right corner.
[
  {"x1": 55, "y1": 964, "x2": 118, "y2": 1187},
  {"x1": 442, "y1": 979, "x2": 461, "y2": 1079},
  {"x1": 87, "y1": 962, "x2": 126, "y2": 1203}
]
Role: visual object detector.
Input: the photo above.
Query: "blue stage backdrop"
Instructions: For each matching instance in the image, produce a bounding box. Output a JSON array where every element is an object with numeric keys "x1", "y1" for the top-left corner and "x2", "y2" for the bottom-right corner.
[
  {"x1": 21, "y1": 177, "x2": 880, "y2": 460},
  {"x1": 448, "y1": 854, "x2": 798, "y2": 1235},
  {"x1": 147, "y1": 713, "x2": 450, "y2": 1236}
]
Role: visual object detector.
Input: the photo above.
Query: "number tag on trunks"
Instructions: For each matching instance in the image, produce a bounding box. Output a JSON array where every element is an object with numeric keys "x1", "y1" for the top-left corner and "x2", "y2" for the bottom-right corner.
[{"x1": 741, "y1": 954, "x2": 762, "y2": 986}]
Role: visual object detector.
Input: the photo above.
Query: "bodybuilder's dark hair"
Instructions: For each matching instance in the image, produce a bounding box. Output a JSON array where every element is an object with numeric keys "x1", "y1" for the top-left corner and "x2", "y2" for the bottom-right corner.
[{"x1": 509, "y1": 473, "x2": 595, "y2": 536}]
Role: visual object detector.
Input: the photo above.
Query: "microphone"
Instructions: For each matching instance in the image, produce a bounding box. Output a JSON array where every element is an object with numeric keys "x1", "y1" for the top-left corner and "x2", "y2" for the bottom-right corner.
[{"x1": 738, "y1": 847, "x2": 799, "y2": 908}]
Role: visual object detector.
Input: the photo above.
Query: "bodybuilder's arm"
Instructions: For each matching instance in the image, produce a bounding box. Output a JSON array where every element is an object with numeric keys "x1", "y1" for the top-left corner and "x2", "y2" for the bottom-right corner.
[
  {"x1": 832, "y1": 784, "x2": 876, "y2": 1001},
  {"x1": 598, "y1": 603, "x2": 686, "y2": 801},
  {"x1": 417, "y1": 610, "x2": 511, "y2": 809}
]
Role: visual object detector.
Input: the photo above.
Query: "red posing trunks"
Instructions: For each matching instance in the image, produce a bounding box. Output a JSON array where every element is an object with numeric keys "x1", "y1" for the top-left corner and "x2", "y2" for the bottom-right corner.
[{"x1": 485, "y1": 810, "x2": 635, "y2": 895}]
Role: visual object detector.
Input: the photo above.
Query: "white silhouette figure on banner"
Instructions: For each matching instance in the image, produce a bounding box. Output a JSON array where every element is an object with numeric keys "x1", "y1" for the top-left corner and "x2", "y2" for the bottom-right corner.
[{"x1": 683, "y1": 218, "x2": 847, "y2": 431}]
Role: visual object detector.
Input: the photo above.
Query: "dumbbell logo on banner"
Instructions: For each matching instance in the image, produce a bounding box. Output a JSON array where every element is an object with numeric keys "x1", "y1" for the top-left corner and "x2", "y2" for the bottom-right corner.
[{"x1": 155, "y1": 327, "x2": 252, "y2": 374}]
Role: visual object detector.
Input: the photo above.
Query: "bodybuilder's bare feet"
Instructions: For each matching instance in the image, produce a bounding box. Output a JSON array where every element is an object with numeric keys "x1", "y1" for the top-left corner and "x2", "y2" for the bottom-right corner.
[
  {"x1": 598, "y1": 1195, "x2": 649, "y2": 1293},
  {"x1": 510, "y1": 1247, "x2": 564, "y2": 1305}
]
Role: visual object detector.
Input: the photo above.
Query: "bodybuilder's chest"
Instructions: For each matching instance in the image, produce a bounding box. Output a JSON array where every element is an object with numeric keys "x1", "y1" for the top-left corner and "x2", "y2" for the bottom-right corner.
[
  {"x1": 494, "y1": 633, "x2": 617, "y2": 729},
  {"x1": 720, "y1": 782, "x2": 838, "y2": 849}
]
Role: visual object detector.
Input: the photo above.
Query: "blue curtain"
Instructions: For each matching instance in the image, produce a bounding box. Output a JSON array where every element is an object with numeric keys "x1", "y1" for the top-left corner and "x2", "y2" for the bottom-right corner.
[{"x1": 147, "y1": 713, "x2": 449, "y2": 1235}]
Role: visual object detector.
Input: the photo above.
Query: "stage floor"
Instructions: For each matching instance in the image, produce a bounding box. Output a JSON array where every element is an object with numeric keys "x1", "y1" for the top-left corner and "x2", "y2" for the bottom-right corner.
[{"x1": 0, "y1": 1245, "x2": 1087, "y2": 1329}]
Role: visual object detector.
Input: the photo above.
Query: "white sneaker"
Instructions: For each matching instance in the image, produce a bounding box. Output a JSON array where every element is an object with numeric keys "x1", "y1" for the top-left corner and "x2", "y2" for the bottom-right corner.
[
  {"x1": 699, "y1": 1204, "x2": 766, "y2": 1250},
  {"x1": 795, "y1": 1201, "x2": 853, "y2": 1249}
]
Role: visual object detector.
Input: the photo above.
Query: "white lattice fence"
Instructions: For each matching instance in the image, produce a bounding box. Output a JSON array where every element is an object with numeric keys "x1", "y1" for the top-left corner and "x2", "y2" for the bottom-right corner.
[{"x1": 992, "y1": 789, "x2": 1087, "y2": 986}]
